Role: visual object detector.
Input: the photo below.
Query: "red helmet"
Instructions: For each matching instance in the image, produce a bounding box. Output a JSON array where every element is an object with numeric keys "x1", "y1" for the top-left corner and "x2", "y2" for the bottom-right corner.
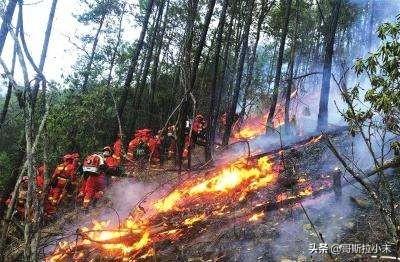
[
  {"x1": 63, "y1": 154, "x2": 75, "y2": 162},
  {"x1": 82, "y1": 154, "x2": 104, "y2": 174}
]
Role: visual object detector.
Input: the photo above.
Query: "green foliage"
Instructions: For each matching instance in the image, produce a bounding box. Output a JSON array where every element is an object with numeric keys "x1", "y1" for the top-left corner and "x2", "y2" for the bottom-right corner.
[
  {"x1": 0, "y1": 151, "x2": 12, "y2": 190},
  {"x1": 349, "y1": 16, "x2": 400, "y2": 136},
  {"x1": 45, "y1": 85, "x2": 118, "y2": 164}
]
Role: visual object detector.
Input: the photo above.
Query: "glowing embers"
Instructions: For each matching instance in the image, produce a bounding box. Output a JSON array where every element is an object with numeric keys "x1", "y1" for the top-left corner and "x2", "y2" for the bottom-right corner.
[
  {"x1": 248, "y1": 211, "x2": 265, "y2": 222},
  {"x1": 183, "y1": 213, "x2": 206, "y2": 226},
  {"x1": 153, "y1": 156, "x2": 278, "y2": 213}
]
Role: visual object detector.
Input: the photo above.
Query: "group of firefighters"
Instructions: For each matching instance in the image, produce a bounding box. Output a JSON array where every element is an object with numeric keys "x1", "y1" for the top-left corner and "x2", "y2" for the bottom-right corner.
[{"x1": 7, "y1": 115, "x2": 208, "y2": 218}]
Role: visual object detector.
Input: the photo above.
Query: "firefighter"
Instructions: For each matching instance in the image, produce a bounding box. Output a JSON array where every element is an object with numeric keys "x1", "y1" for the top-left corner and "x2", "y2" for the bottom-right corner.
[
  {"x1": 35, "y1": 164, "x2": 45, "y2": 191},
  {"x1": 102, "y1": 146, "x2": 121, "y2": 184},
  {"x1": 149, "y1": 130, "x2": 162, "y2": 163},
  {"x1": 6, "y1": 176, "x2": 29, "y2": 218},
  {"x1": 6, "y1": 164, "x2": 50, "y2": 218},
  {"x1": 112, "y1": 136, "x2": 122, "y2": 161},
  {"x1": 183, "y1": 114, "x2": 207, "y2": 158},
  {"x1": 81, "y1": 153, "x2": 107, "y2": 209},
  {"x1": 47, "y1": 154, "x2": 80, "y2": 213},
  {"x1": 192, "y1": 114, "x2": 207, "y2": 145},
  {"x1": 127, "y1": 129, "x2": 152, "y2": 161},
  {"x1": 167, "y1": 126, "x2": 177, "y2": 158}
]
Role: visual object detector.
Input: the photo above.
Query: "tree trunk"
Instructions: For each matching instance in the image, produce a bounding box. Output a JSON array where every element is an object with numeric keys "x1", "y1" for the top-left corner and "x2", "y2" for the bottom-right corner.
[
  {"x1": 0, "y1": 36, "x2": 17, "y2": 129},
  {"x1": 214, "y1": 1, "x2": 237, "y2": 141},
  {"x1": 131, "y1": 1, "x2": 166, "y2": 132},
  {"x1": 317, "y1": 0, "x2": 342, "y2": 131},
  {"x1": 183, "y1": 0, "x2": 216, "y2": 168},
  {"x1": 81, "y1": 11, "x2": 106, "y2": 91},
  {"x1": 222, "y1": 0, "x2": 255, "y2": 145},
  {"x1": 239, "y1": 0, "x2": 273, "y2": 121},
  {"x1": 118, "y1": 0, "x2": 155, "y2": 121},
  {"x1": 31, "y1": 0, "x2": 58, "y2": 112},
  {"x1": 0, "y1": 0, "x2": 18, "y2": 55},
  {"x1": 176, "y1": 0, "x2": 199, "y2": 169},
  {"x1": 205, "y1": 0, "x2": 229, "y2": 161},
  {"x1": 148, "y1": 0, "x2": 170, "y2": 126},
  {"x1": 266, "y1": 0, "x2": 292, "y2": 131},
  {"x1": 107, "y1": 6, "x2": 125, "y2": 142},
  {"x1": 226, "y1": 3, "x2": 244, "y2": 105},
  {"x1": 284, "y1": 0, "x2": 300, "y2": 135}
]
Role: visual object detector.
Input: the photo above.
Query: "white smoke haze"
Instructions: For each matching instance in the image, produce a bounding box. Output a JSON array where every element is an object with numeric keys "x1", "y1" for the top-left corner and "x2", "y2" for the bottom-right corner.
[
  {"x1": 271, "y1": 188, "x2": 356, "y2": 261},
  {"x1": 105, "y1": 179, "x2": 156, "y2": 219}
]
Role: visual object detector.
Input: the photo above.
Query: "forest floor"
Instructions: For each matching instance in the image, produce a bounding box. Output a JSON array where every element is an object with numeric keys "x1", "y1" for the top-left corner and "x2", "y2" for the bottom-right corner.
[{"x1": 5, "y1": 132, "x2": 396, "y2": 261}]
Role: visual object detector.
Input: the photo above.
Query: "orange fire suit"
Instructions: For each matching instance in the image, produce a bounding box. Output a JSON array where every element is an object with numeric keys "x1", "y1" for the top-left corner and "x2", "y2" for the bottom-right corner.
[{"x1": 48, "y1": 156, "x2": 79, "y2": 209}]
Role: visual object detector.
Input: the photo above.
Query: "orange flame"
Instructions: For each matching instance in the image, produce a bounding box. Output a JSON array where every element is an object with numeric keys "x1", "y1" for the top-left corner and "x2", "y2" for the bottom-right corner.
[
  {"x1": 154, "y1": 156, "x2": 277, "y2": 213},
  {"x1": 48, "y1": 156, "x2": 279, "y2": 260},
  {"x1": 234, "y1": 105, "x2": 286, "y2": 139}
]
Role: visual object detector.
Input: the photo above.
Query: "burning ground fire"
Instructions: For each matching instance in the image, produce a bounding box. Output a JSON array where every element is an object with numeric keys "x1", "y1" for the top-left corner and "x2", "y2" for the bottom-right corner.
[
  {"x1": 47, "y1": 128, "x2": 337, "y2": 261},
  {"x1": 47, "y1": 156, "x2": 281, "y2": 261},
  {"x1": 233, "y1": 94, "x2": 299, "y2": 140},
  {"x1": 233, "y1": 107, "x2": 285, "y2": 140}
]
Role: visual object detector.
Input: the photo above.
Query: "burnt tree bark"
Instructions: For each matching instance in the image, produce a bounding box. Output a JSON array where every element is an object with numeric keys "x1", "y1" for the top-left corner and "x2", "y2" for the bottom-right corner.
[
  {"x1": 118, "y1": 0, "x2": 155, "y2": 121},
  {"x1": 266, "y1": 0, "x2": 292, "y2": 131},
  {"x1": 222, "y1": 0, "x2": 255, "y2": 145},
  {"x1": 317, "y1": 0, "x2": 342, "y2": 131}
]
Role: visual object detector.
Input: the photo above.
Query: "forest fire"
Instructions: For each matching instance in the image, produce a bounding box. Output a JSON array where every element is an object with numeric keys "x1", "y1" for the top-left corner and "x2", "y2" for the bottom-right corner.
[
  {"x1": 47, "y1": 142, "x2": 342, "y2": 261},
  {"x1": 234, "y1": 106, "x2": 285, "y2": 139},
  {"x1": 46, "y1": 133, "x2": 340, "y2": 261},
  {"x1": 47, "y1": 156, "x2": 281, "y2": 260}
]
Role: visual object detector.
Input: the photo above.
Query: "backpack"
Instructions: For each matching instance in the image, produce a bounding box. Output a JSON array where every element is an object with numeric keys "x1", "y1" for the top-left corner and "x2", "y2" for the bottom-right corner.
[{"x1": 135, "y1": 140, "x2": 150, "y2": 158}]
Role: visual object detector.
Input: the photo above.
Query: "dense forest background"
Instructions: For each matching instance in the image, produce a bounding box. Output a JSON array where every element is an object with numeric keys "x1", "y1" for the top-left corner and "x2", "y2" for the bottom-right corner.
[{"x1": 0, "y1": 0, "x2": 399, "y2": 190}]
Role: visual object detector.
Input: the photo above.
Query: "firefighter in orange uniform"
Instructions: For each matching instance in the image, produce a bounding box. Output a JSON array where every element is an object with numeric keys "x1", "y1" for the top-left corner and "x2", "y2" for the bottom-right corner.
[
  {"x1": 35, "y1": 164, "x2": 45, "y2": 191},
  {"x1": 6, "y1": 164, "x2": 50, "y2": 218},
  {"x1": 149, "y1": 131, "x2": 162, "y2": 163},
  {"x1": 113, "y1": 136, "x2": 122, "y2": 161},
  {"x1": 183, "y1": 114, "x2": 207, "y2": 158},
  {"x1": 81, "y1": 154, "x2": 107, "y2": 209},
  {"x1": 6, "y1": 176, "x2": 29, "y2": 218},
  {"x1": 127, "y1": 129, "x2": 152, "y2": 161},
  {"x1": 47, "y1": 154, "x2": 80, "y2": 214},
  {"x1": 102, "y1": 146, "x2": 122, "y2": 184}
]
